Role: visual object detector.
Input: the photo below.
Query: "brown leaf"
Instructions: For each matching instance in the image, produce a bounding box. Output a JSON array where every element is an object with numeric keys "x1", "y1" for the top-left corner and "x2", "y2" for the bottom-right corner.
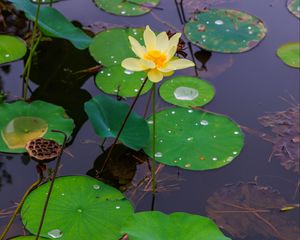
[{"x1": 206, "y1": 182, "x2": 300, "y2": 240}]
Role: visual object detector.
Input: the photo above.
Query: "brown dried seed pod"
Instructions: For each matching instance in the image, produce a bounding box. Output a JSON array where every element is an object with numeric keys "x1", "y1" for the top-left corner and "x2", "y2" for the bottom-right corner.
[{"x1": 25, "y1": 138, "x2": 62, "y2": 163}]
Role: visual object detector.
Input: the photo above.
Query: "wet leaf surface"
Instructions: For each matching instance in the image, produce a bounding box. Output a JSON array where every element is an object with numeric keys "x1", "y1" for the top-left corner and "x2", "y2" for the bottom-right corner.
[
  {"x1": 159, "y1": 76, "x2": 215, "y2": 108},
  {"x1": 121, "y1": 211, "x2": 231, "y2": 240},
  {"x1": 143, "y1": 107, "x2": 244, "y2": 170},
  {"x1": 0, "y1": 35, "x2": 27, "y2": 65},
  {"x1": 21, "y1": 176, "x2": 134, "y2": 240},
  {"x1": 94, "y1": 0, "x2": 160, "y2": 16},
  {"x1": 184, "y1": 9, "x2": 267, "y2": 53},
  {"x1": 206, "y1": 182, "x2": 300, "y2": 240},
  {"x1": 0, "y1": 101, "x2": 74, "y2": 153},
  {"x1": 258, "y1": 104, "x2": 300, "y2": 173}
]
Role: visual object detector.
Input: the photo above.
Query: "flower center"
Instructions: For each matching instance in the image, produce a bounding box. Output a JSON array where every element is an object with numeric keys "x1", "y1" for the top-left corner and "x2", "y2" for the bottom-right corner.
[{"x1": 144, "y1": 50, "x2": 167, "y2": 68}]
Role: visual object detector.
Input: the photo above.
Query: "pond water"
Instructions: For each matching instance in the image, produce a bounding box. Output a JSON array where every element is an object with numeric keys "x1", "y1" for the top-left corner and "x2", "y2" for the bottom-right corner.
[{"x1": 0, "y1": 0, "x2": 299, "y2": 239}]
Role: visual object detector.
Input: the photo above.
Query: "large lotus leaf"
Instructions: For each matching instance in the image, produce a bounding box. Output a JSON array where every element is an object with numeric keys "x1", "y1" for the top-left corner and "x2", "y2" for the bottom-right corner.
[
  {"x1": 21, "y1": 176, "x2": 134, "y2": 240},
  {"x1": 184, "y1": 9, "x2": 267, "y2": 53},
  {"x1": 95, "y1": 65, "x2": 151, "y2": 97},
  {"x1": 206, "y1": 182, "x2": 300, "y2": 239},
  {"x1": 10, "y1": 0, "x2": 91, "y2": 49},
  {"x1": 121, "y1": 211, "x2": 230, "y2": 239},
  {"x1": 9, "y1": 237, "x2": 48, "y2": 240},
  {"x1": 94, "y1": 0, "x2": 160, "y2": 16},
  {"x1": 89, "y1": 28, "x2": 144, "y2": 67},
  {"x1": 276, "y1": 42, "x2": 300, "y2": 68},
  {"x1": 84, "y1": 94, "x2": 149, "y2": 150},
  {"x1": 143, "y1": 108, "x2": 244, "y2": 170},
  {"x1": 0, "y1": 100, "x2": 74, "y2": 153},
  {"x1": 159, "y1": 76, "x2": 215, "y2": 108},
  {"x1": 0, "y1": 35, "x2": 27, "y2": 65},
  {"x1": 287, "y1": 0, "x2": 300, "y2": 18}
]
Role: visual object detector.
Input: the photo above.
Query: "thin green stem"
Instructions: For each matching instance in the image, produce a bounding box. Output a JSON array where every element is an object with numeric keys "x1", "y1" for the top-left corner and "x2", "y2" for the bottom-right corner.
[
  {"x1": 35, "y1": 130, "x2": 68, "y2": 240},
  {"x1": 99, "y1": 77, "x2": 149, "y2": 176},
  {"x1": 0, "y1": 177, "x2": 42, "y2": 240},
  {"x1": 23, "y1": 0, "x2": 42, "y2": 100},
  {"x1": 151, "y1": 83, "x2": 157, "y2": 195}
]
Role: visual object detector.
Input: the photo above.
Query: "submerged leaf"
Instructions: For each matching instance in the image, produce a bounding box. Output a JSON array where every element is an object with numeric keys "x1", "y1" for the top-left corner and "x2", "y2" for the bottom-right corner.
[
  {"x1": 143, "y1": 107, "x2": 244, "y2": 170},
  {"x1": 258, "y1": 105, "x2": 300, "y2": 173},
  {"x1": 84, "y1": 94, "x2": 150, "y2": 150},
  {"x1": 0, "y1": 35, "x2": 27, "y2": 65},
  {"x1": 21, "y1": 176, "x2": 134, "y2": 240},
  {"x1": 10, "y1": 0, "x2": 91, "y2": 49},
  {"x1": 184, "y1": 9, "x2": 267, "y2": 53},
  {"x1": 121, "y1": 211, "x2": 231, "y2": 239},
  {"x1": 206, "y1": 182, "x2": 300, "y2": 240}
]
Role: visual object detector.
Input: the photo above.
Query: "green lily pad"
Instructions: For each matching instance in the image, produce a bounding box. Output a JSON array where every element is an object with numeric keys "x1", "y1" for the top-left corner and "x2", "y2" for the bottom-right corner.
[
  {"x1": 84, "y1": 94, "x2": 149, "y2": 150},
  {"x1": 21, "y1": 176, "x2": 134, "y2": 240},
  {"x1": 9, "y1": 237, "x2": 48, "y2": 240},
  {"x1": 121, "y1": 211, "x2": 231, "y2": 240},
  {"x1": 276, "y1": 42, "x2": 300, "y2": 68},
  {"x1": 287, "y1": 0, "x2": 300, "y2": 18},
  {"x1": 0, "y1": 35, "x2": 27, "y2": 65},
  {"x1": 95, "y1": 65, "x2": 151, "y2": 97},
  {"x1": 10, "y1": 0, "x2": 91, "y2": 49},
  {"x1": 159, "y1": 76, "x2": 215, "y2": 108},
  {"x1": 90, "y1": 28, "x2": 152, "y2": 97},
  {"x1": 0, "y1": 100, "x2": 74, "y2": 153},
  {"x1": 143, "y1": 108, "x2": 244, "y2": 170},
  {"x1": 184, "y1": 9, "x2": 267, "y2": 53},
  {"x1": 89, "y1": 28, "x2": 144, "y2": 67},
  {"x1": 94, "y1": 0, "x2": 160, "y2": 16}
]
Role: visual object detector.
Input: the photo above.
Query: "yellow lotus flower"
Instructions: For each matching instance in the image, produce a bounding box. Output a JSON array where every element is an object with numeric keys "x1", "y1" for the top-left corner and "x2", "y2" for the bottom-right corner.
[{"x1": 121, "y1": 26, "x2": 195, "y2": 83}]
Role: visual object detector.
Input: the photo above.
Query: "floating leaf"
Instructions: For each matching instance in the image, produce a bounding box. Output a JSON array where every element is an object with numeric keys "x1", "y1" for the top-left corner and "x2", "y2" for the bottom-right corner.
[
  {"x1": 89, "y1": 28, "x2": 152, "y2": 97},
  {"x1": 21, "y1": 176, "x2": 134, "y2": 240},
  {"x1": 287, "y1": 0, "x2": 300, "y2": 18},
  {"x1": 143, "y1": 108, "x2": 244, "y2": 170},
  {"x1": 184, "y1": 9, "x2": 267, "y2": 53},
  {"x1": 121, "y1": 211, "x2": 231, "y2": 239},
  {"x1": 276, "y1": 42, "x2": 300, "y2": 68},
  {"x1": 95, "y1": 65, "x2": 151, "y2": 97},
  {"x1": 10, "y1": 0, "x2": 91, "y2": 49},
  {"x1": 84, "y1": 94, "x2": 149, "y2": 150},
  {"x1": 89, "y1": 28, "x2": 144, "y2": 67},
  {"x1": 258, "y1": 104, "x2": 300, "y2": 173},
  {"x1": 0, "y1": 101, "x2": 74, "y2": 153},
  {"x1": 159, "y1": 76, "x2": 215, "y2": 108},
  {"x1": 0, "y1": 35, "x2": 27, "y2": 65},
  {"x1": 94, "y1": 0, "x2": 160, "y2": 16},
  {"x1": 206, "y1": 182, "x2": 300, "y2": 240}
]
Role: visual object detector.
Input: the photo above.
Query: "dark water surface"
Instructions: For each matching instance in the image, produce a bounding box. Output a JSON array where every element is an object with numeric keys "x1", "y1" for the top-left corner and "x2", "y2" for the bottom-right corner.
[{"x1": 0, "y1": 0, "x2": 299, "y2": 239}]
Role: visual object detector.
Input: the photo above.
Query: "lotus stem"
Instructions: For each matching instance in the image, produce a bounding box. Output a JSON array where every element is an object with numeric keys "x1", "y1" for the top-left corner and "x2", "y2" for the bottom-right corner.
[
  {"x1": 23, "y1": 0, "x2": 42, "y2": 100},
  {"x1": 0, "y1": 176, "x2": 43, "y2": 240},
  {"x1": 98, "y1": 77, "x2": 149, "y2": 176},
  {"x1": 151, "y1": 83, "x2": 157, "y2": 196},
  {"x1": 35, "y1": 130, "x2": 68, "y2": 240}
]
